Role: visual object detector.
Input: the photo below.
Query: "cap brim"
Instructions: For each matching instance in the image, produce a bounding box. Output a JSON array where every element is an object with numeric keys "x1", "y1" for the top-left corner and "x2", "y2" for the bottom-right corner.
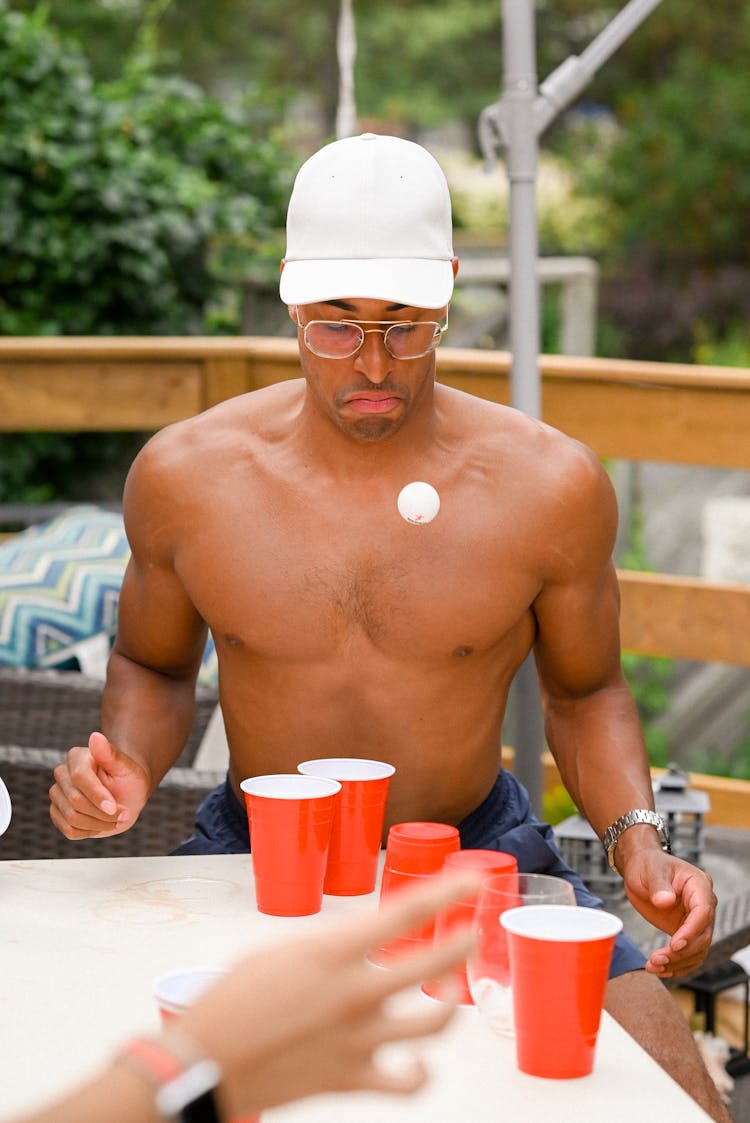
[{"x1": 280, "y1": 258, "x2": 454, "y2": 311}]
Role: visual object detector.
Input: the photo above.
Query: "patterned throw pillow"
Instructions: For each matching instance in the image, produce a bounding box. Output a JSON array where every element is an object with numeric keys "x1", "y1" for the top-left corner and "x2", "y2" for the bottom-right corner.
[{"x1": 0, "y1": 506, "x2": 217, "y2": 685}]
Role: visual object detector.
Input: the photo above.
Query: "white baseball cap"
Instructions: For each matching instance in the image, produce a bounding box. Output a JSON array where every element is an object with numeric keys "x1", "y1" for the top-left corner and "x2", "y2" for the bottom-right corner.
[{"x1": 280, "y1": 133, "x2": 455, "y2": 310}]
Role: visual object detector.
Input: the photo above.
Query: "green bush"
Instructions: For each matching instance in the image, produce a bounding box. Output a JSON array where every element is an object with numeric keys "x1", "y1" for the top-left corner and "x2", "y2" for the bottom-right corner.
[
  {"x1": 614, "y1": 506, "x2": 676, "y2": 768},
  {"x1": 542, "y1": 783, "x2": 578, "y2": 826},
  {"x1": 0, "y1": 3, "x2": 293, "y2": 336},
  {"x1": 684, "y1": 727, "x2": 750, "y2": 781},
  {"x1": 564, "y1": 42, "x2": 750, "y2": 361},
  {"x1": 0, "y1": 3, "x2": 294, "y2": 503}
]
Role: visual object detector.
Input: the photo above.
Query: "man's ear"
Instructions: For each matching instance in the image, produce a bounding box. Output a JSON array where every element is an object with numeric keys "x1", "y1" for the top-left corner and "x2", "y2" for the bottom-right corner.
[{"x1": 279, "y1": 262, "x2": 298, "y2": 323}]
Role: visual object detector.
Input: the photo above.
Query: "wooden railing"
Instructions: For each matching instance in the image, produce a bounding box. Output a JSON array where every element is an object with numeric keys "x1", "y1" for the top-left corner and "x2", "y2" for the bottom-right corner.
[{"x1": 2, "y1": 336, "x2": 749, "y2": 670}]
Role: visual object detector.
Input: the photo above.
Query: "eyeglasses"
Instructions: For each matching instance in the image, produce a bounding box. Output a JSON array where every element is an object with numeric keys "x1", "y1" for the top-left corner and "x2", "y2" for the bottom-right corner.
[{"x1": 296, "y1": 312, "x2": 449, "y2": 360}]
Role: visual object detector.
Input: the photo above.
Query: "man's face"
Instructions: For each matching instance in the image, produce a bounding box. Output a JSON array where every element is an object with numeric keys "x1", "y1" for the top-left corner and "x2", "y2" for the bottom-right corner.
[{"x1": 292, "y1": 297, "x2": 446, "y2": 443}]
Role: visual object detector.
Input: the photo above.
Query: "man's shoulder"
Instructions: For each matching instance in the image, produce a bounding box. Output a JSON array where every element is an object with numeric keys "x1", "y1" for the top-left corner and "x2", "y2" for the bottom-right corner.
[
  {"x1": 439, "y1": 383, "x2": 597, "y2": 459},
  {"x1": 142, "y1": 380, "x2": 304, "y2": 458},
  {"x1": 124, "y1": 381, "x2": 304, "y2": 514},
  {"x1": 191, "y1": 378, "x2": 302, "y2": 430}
]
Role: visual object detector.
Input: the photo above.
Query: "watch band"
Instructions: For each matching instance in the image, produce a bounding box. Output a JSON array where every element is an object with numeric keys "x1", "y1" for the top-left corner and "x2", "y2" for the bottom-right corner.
[
  {"x1": 602, "y1": 808, "x2": 671, "y2": 871},
  {"x1": 116, "y1": 1035, "x2": 222, "y2": 1122},
  {"x1": 155, "y1": 1059, "x2": 222, "y2": 1123}
]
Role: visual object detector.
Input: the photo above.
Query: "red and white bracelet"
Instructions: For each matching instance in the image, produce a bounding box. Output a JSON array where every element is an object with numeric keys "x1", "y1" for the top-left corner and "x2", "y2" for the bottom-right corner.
[{"x1": 115, "y1": 1032, "x2": 222, "y2": 1122}]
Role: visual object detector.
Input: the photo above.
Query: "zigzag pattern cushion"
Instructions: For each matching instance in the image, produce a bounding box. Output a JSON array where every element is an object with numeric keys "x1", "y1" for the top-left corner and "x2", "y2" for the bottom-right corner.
[
  {"x1": 0, "y1": 506, "x2": 217, "y2": 684},
  {"x1": 0, "y1": 507, "x2": 128, "y2": 669}
]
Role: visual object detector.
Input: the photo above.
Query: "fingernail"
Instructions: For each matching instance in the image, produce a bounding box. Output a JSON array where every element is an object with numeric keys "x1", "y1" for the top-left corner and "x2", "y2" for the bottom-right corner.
[
  {"x1": 101, "y1": 799, "x2": 117, "y2": 814},
  {"x1": 672, "y1": 938, "x2": 687, "y2": 951}
]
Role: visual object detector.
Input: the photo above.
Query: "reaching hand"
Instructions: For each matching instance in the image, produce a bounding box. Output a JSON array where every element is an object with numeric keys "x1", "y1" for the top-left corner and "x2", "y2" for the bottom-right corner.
[
  {"x1": 621, "y1": 849, "x2": 717, "y2": 978},
  {"x1": 49, "y1": 731, "x2": 150, "y2": 840},
  {"x1": 176, "y1": 871, "x2": 479, "y2": 1117}
]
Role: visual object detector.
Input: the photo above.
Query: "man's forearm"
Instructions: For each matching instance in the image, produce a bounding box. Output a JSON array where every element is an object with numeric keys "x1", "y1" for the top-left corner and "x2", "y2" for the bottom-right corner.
[
  {"x1": 102, "y1": 650, "x2": 200, "y2": 792},
  {"x1": 542, "y1": 681, "x2": 656, "y2": 839}
]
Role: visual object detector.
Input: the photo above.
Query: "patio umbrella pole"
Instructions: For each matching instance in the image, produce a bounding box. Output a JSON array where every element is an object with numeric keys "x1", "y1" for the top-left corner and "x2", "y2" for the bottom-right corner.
[
  {"x1": 478, "y1": 0, "x2": 663, "y2": 813},
  {"x1": 499, "y1": 0, "x2": 545, "y2": 811}
]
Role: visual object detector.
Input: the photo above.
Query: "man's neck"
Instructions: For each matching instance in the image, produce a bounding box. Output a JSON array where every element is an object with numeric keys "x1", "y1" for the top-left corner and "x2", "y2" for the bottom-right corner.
[{"x1": 298, "y1": 397, "x2": 440, "y2": 483}]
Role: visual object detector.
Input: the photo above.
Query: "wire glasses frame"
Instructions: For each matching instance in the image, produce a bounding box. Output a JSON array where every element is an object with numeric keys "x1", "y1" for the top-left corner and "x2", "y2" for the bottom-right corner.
[{"x1": 295, "y1": 311, "x2": 449, "y2": 360}]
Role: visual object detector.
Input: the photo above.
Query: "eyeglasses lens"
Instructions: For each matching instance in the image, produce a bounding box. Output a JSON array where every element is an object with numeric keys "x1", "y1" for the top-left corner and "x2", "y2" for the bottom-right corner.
[{"x1": 303, "y1": 321, "x2": 441, "y2": 359}]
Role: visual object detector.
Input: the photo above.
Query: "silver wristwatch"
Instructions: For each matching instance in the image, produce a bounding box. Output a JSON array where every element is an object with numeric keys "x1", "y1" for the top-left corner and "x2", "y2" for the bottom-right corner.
[{"x1": 602, "y1": 809, "x2": 671, "y2": 871}]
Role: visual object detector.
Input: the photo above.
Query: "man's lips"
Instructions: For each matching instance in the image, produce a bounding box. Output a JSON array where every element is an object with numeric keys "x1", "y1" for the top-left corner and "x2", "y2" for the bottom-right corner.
[{"x1": 345, "y1": 393, "x2": 400, "y2": 414}]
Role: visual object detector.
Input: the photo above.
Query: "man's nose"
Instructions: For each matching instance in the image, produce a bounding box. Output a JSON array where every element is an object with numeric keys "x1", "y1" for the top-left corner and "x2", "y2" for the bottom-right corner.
[{"x1": 353, "y1": 329, "x2": 392, "y2": 383}]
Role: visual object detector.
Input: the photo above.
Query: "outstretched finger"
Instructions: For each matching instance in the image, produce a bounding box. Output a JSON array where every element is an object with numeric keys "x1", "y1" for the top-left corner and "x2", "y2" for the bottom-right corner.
[
  {"x1": 352, "y1": 1054, "x2": 431, "y2": 1096},
  {"x1": 377, "y1": 927, "x2": 476, "y2": 1001},
  {"x1": 358, "y1": 872, "x2": 480, "y2": 958}
]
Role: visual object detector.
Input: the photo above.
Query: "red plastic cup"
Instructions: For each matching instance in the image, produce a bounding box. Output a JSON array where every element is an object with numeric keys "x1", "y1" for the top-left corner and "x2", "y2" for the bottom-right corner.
[
  {"x1": 421, "y1": 848, "x2": 518, "y2": 1004},
  {"x1": 297, "y1": 758, "x2": 395, "y2": 895},
  {"x1": 501, "y1": 904, "x2": 623, "y2": 1078},
  {"x1": 371, "y1": 822, "x2": 461, "y2": 966},
  {"x1": 240, "y1": 774, "x2": 341, "y2": 916}
]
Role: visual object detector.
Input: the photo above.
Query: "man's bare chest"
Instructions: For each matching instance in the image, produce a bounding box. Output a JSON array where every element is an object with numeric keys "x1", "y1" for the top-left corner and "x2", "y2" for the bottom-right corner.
[{"x1": 176, "y1": 493, "x2": 540, "y2": 662}]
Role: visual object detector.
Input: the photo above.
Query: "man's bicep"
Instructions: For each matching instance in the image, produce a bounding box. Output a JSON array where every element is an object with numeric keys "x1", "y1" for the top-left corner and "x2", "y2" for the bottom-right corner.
[
  {"x1": 532, "y1": 563, "x2": 624, "y2": 700},
  {"x1": 114, "y1": 554, "x2": 208, "y2": 678},
  {"x1": 115, "y1": 430, "x2": 208, "y2": 677},
  {"x1": 530, "y1": 444, "x2": 625, "y2": 700}
]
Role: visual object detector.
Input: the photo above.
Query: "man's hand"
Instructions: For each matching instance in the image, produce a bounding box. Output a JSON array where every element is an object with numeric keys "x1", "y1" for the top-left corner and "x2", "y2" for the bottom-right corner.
[
  {"x1": 49, "y1": 732, "x2": 150, "y2": 840},
  {"x1": 621, "y1": 849, "x2": 717, "y2": 978}
]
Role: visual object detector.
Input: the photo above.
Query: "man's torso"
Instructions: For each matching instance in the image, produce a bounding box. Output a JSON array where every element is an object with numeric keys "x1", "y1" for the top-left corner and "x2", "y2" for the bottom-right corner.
[{"x1": 129, "y1": 380, "x2": 595, "y2": 831}]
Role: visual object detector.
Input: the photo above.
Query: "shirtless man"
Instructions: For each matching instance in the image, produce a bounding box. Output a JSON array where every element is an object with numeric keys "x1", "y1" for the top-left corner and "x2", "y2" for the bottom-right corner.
[{"x1": 51, "y1": 134, "x2": 728, "y2": 1121}]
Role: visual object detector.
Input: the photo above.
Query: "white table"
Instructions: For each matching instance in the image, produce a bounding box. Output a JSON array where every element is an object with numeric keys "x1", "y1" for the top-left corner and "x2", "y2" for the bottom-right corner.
[{"x1": 0, "y1": 854, "x2": 712, "y2": 1122}]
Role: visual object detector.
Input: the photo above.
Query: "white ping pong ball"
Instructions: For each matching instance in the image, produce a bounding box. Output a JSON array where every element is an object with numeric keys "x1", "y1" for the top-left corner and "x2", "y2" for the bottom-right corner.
[{"x1": 397, "y1": 481, "x2": 441, "y2": 525}]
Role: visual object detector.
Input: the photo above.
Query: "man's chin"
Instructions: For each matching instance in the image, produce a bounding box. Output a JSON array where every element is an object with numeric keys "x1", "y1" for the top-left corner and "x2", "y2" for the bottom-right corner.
[{"x1": 345, "y1": 416, "x2": 405, "y2": 442}]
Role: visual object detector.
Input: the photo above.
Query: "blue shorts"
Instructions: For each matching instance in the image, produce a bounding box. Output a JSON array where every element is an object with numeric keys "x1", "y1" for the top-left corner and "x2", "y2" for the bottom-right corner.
[{"x1": 173, "y1": 769, "x2": 645, "y2": 978}]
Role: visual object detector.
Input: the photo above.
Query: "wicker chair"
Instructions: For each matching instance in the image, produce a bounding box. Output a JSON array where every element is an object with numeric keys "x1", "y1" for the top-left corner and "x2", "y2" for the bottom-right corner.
[{"x1": 0, "y1": 666, "x2": 223, "y2": 859}]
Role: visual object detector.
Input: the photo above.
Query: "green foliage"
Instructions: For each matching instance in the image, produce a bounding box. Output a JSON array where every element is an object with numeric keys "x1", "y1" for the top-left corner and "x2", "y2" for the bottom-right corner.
[
  {"x1": 559, "y1": 6, "x2": 750, "y2": 361},
  {"x1": 683, "y1": 721, "x2": 750, "y2": 781},
  {"x1": 6, "y1": 0, "x2": 137, "y2": 80},
  {"x1": 641, "y1": 726, "x2": 670, "y2": 771},
  {"x1": 9, "y1": 0, "x2": 502, "y2": 135},
  {"x1": 0, "y1": 431, "x2": 146, "y2": 506},
  {"x1": 0, "y1": 2, "x2": 294, "y2": 336},
  {"x1": 617, "y1": 511, "x2": 676, "y2": 766},
  {"x1": 693, "y1": 323, "x2": 750, "y2": 368},
  {"x1": 621, "y1": 649, "x2": 673, "y2": 722},
  {"x1": 353, "y1": 0, "x2": 501, "y2": 130},
  {"x1": 585, "y1": 55, "x2": 750, "y2": 265},
  {"x1": 542, "y1": 783, "x2": 577, "y2": 826},
  {"x1": 0, "y1": 2, "x2": 294, "y2": 503}
]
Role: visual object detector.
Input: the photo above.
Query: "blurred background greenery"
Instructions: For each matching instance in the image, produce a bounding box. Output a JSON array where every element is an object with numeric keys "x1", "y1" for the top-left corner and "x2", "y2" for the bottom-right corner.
[
  {"x1": 3, "y1": 0, "x2": 749, "y2": 360},
  {"x1": 1, "y1": 0, "x2": 748, "y2": 776}
]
